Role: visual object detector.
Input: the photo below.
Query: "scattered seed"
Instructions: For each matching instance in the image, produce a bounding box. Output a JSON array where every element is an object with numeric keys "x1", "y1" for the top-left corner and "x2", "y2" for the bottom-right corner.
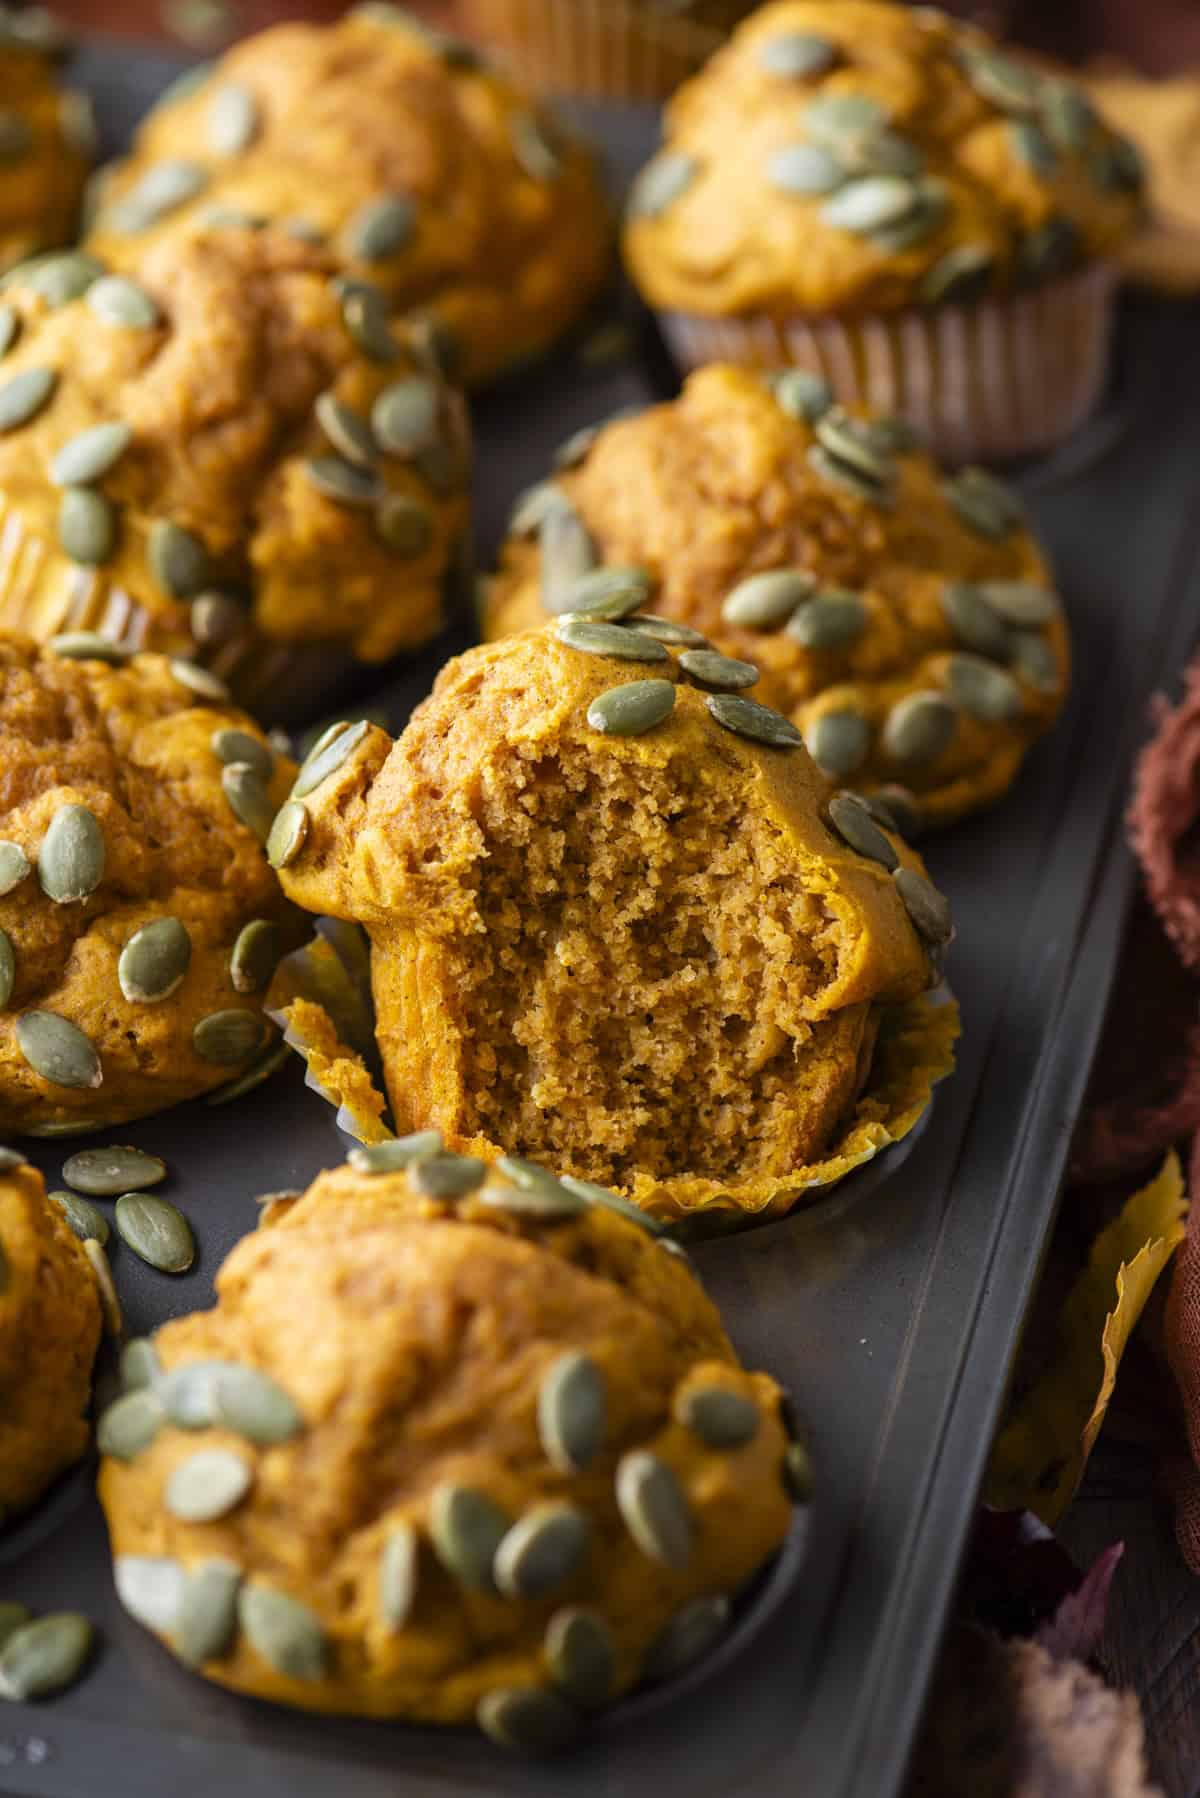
[
  {"x1": 16, "y1": 1012, "x2": 101, "y2": 1087},
  {"x1": 721, "y1": 569, "x2": 814, "y2": 631},
  {"x1": 115, "y1": 1192, "x2": 195, "y2": 1272},
  {"x1": 482, "y1": 1162, "x2": 587, "y2": 1219},
  {"x1": 939, "y1": 581, "x2": 1011, "y2": 659},
  {"x1": 48, "y1": 630, "x2": 130, "y2": 664},
  {"x1": 62, "y1": 1145, "x2": 166, "y2": 1196},
  {"x1": 541, "y1": 502, "x2": 597, "y2": 614},
  {"x1": 893, "y1": 866, "x2": 954, "y2": 947},
  {"x1": 267, "y1": 801, "x2": 309, "y2": 869},
  {"x1": 587, "y1": 679, "x2": 676, "y2": 736},
  {"x1": 868, "y1": 785, "x2": 922, "y2": 841},
  {"x1": 759, "y1": 30, "x2": 838, "y2": 77},
  {"x1": 767, "y1": 141, "x2": 845, "y2": 195},
  {"x1": 959, "y1": 44, "x2": 1039, "y2": 113},
  {"x1": 557, "y1": 618, "x2": 668, "y2": 663},
  {"x1": 807, "y1": 443, "x2": 890, "y2": 505},
  {"x1": 114, "y1": 1555, "x2": 185, "y2": 1633},
  {"x1": 118, "y1": 916, "x2": 192, "y2": 1004},
  {"x1": 379, "y1": 1524, "x2": 419, "y2": 1630},
  {"x1": 50, "y1": 420, "x2": 132, "y2": 488},
  {"x1": 629, "y1": 150, "x2": 698, "y2": 218},
  {"x1": 624, "y1": 615, "x2": 709, "y2": 648},
  {"x1": 222, "y1": 763, "x2": 274, "y2": 842},
  {"x1": 348, "y1": 193, "x2": 416, "y2": 262},
  {"x1": 495, "y1": 1503, "x2": 590, "y2": 1599},
  {"x1": 149, "y1": 520, "x2": 211, "y2": 597},
  {"x1": 349, "y1": 1131, "x2": 444, "y2": 1174},
  {"x1": 882, "y1": 691, "x2": 957, "y2": 764},
  {"x1": 769, "y1": 368, "x2": 833, "y2": 423},
  {"x1": 208, "y1": 81, "x2": 257, "y2": 155},
  {"x1": 1012, "y1": 631, "x2": 1060, "y2": 692},
  {"x1": 292, "y1": 718, "x2": 370, "y2": 798},
  {"x1": 615, "y1": 1450, "x2": 692, "y2": 1568},
  {"x1": 238, "y1": 1585, "x2": 327, "y2": 1680},
  {"x1": 788, "y1": 589, "x2": 868, "y2": 650},
  {"x1": 157, "y1": 1360, "x2": 238, "y2": 1429},
  {"x1": 315, "y1": 391, "x2": 377, "y2": 467},
  {"x1": 0, "y1": 1614, "x2": 92, "y2": 1700},
  {"x1": 227, "y1": 919, "x2": 279, "y2": 995},
  {"x1": 538, "y1": 1352, "x2": 606, "y2": 1473},
  {"x1": 341, "y1": 284, "x2": 398, "y2": 363},
  {"x1": 676, "y1": 1385, "x2": 759, "y2": 1448},
  {"x1": 410, "y1": 1152, "x2": 487, "y2": 1198},
  {"x1": 815, "y1": 408, "x2": 897, "y2": 482},
  {"x1": 545, "y1": 1607, "x2": 614, "y2": 1709},
  {"x1": 478, "y1": 1685, "x2": 577, "y2": 1754},
  {"x1": 49, "y1": 1189, "x2": 109, "y2": 1246},
  {"x1": 509, "y1": 481, "x2": 564, "y2": 537},
  {"x1": 190, "y1": 591, "x2": 244, "y2": 647},
  {"x1": 822, "y1": 173, "x2": 921, "y2": 233},
  {"x1": 305, "y1": 455, "x2": 383, "y2": 507},
  {"x1": 0, "y1": 366, "x2": 57, "y2": 432},
  {"x1": 557, "y1": 565, "x2": 650, "y2": 622},
  {"x1": 0, "y1": 842, "x2": 28, "y2": 896},
  {"x1": 429, "y1": 1484, "x2": 509, "y2": 1592},
  {"x1": 945, "y1": 467, "x2": 1023, "y2": 538},
  {"x1": 96, "y1": 1387, "x2": 162, "y2": 1459},
  {"x1": 944, "y1": 653, "x2": 1022, "y2": 723},
  {"x1": 192, "y1": 1009, "x2": 264, "y2": 1066},
  {"x1": 125, "y1": 158, "x2": 208, "y2": 226},
  {"x1": 87, "y1": 274, "x2": 161, "y2": 329},
  {"x1": 827, "y1": 792, "x2": 898, "y2": 869},
  {"x1": 166, "y1": 1448, "x2": 253, "y2": 1522},
  {"x1": 57, "y1": 487, "x2": 118, "y2": 565},
  {"x1": 804, "y1": 90, "x2": 887, "y2": 148},
  {"x1": 174, "y1": 1559, "x2": 242, "y2": 1667},
  {"x1": 678, "y1": 649, "x2": 758, "y2": 691},
  {"x1": 120, "y1": 1337, "x2": 162, "y2": 1391},
  {"x1": 975, "y1": 579, "x2": 1058, "y2": 626},
  {"x1": 707, "y1": 692, "x2": 802, "y2": 749},
  {"x1": 211, "y1": 727, "x2": 272, "y2": 781},
  {"x1": 558, "y1": 1174, "x2": 663, "y2": 1233}
]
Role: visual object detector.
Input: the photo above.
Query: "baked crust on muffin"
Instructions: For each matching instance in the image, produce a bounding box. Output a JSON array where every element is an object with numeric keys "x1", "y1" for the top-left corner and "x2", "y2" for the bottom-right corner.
[
  {"x1": 85, "y1": 6, "x2": 612, "y2": 387},
  {"x1": 0, "y1": 6, "x2": 91, "y2": 274},
  {"x1": 271, "y1": 623, "x2": 952, "y2": 1219},
  {"x1": 483, "y1": 365, "x2": 1068, "y2": 829},
  {"x1": 0, "y1": 1154, "x2": 101, "y2": 1516},
  {"x1": 0, "y1": 634, "x2": 300, "y2": 1134},
  {"x1": 0, "y1": 223, "x2": 470, "y2": 714},
  {"x1": 99, "y1": 1157, "x2": 800, "y2": 1742}
]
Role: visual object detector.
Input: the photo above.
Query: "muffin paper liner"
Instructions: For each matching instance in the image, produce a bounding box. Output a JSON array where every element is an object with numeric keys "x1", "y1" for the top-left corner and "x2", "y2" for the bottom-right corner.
[
  {"x1": 269, "y1": 924, "x2": 959, "y2": 1225},
  {"x1": 464, "y1": 0, "x2": 736, "y2": 100},
  {"x1": 658, "y1": 263, "x2": 1118, "y2": 465}
]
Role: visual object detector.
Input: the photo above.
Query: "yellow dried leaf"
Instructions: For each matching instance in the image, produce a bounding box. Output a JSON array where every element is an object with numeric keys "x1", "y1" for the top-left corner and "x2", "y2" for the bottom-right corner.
[{"x1": 986, "y1": 1150, "x2": 1187, "y2": 1522}]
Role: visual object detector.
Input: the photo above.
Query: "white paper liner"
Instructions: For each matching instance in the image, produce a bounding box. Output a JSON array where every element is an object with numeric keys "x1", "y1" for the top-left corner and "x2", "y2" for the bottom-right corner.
[{"x1": 465, "y1": 0, "x2": 739, "y2": 99}]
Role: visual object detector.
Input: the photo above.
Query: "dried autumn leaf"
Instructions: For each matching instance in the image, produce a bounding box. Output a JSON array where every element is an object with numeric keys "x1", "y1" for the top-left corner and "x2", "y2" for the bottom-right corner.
[{"x1": 986, "y1": 1151, "x2": 1188, "y2": 1522}]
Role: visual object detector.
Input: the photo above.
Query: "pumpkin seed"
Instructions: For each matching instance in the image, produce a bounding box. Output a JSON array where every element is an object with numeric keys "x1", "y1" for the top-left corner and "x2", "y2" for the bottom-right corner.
[
  {"x1": 84, "y1": 1240, "x2": 123, "y2": 1334},
  {"x1": 827, "y1": 791, "x2": 898, "y2": 869},
  {"x1": 483, "y1": 1164, "x2": 587, "y2": 1219},
  {"x1": 96, "y1": 1386, "x2": 162, "y2": 1459},
  {"x1": 587, "y1": 678, "x2": 676, "y2": 737},
  {"x1": 87, "y1": 274, "x2": 160, "y2": 329},
  {"x1": 1012, "y1": 631, "x2": 1060, "y2": 692},
  {"x1": 822, "y1": 173, "x2": 921, "y2": 233},
  {"x1": 0, "y1": 1146, "x2": 23, "y2": 1170},
  {"x1": 0, "y1": 929, "x2": 12, "y2": 1007},
  {"x1": 118, "y1": 916, "x2": 192, "y2": 1003},
  {"x1": 115, "y1": 1556, "x2": 185, "y2": 1632},
  {"x1": 238, "y1": 1585, "x2": 327, "y2": 1680},
  {"x1": 495, "y1": 1503, "x2": 590, "y2": 1600},
  {"x1": 944, "y1": 654, "x2": 1022, "y2": 723},
  {"x1": 882, "y1": 691, "x2": 957, "y2": 764},
  {"x1": 50, "y1": 420, "x2": 131, "y2": 489},
  {"x1": 868, "y1": 784, "x2": 922, "y2": 841},
  {"x1": 624, "y1": 615, "x2": 709, "y2": 648},
  {"x1": 679, "y1": 648, "x2": 758, "y2": 691},
  {"x1": 557, "y1": 618, "x2": 669, "y2": 663},
  {"x1": 846, "y1": 126, "x2": 923, "y2": 179},
  {"x1": 134, "y1": 158, "x2": 210, "y2": 223},
  {"x1": 285, "y1": 218, "x2": 326, "y2": 244},
  {"x1": 267, "y1": 800, "x2": 309, "y2": 869},
  {"x1": 721, "y1": 568, "x2": 813, "y2": 630},
  {"x1": 315, "y1": 392, "x2": 376, "y2": 468},
  {"x1": 536, "y1": 1351, "x2": 606, "y2": 1472},
  {"x1": 0, "y1": 305, "x2": 17, "y2": 358},
  {"x1": 541, "y1": 503, "x2": 597, "y2": 614},
  {"x1": 63, "y1": 1145, "x2": 166, "y2": 1195},
  {"x1": 767, "y1": 142, "x2": 845, "y2": 196},
  {"x1": 0, "y1": 841, "x2": 25, "y2": 897},
  {"x1": 677, "y1": 1385, "x2": 759, "y2": 1448},
  {"x1": 58, "y1": 487, "x2": 118, "y2": 564},
  {"x1": 959, "y1": 45, "x2": 1039, "y2": 113},
  {"x1": 975, "y1": 579, "x2": 1057, "y2": 626},
  {"x1": 769, "y1": 368, "x2": 833, "y2": 423},
  {"x1": 478, "y1": 1685, "x2": 577, "y2": 1754},
  {"x1": 375, "y1": 494, "x2": 432, "y2": 558},
  {"x1": 807, "y1": 443, "x2": 889, "y2": 505},
  {"x1": 615, "y1": 1450, "x2": 693, "y2": 1567},
  {"x1": 945, "y1": 470, "x2": 1021, "y2": 538},
  {"x1": 166, "y1": 1448, "x2": 253, "y2": 1521},
  {"x1": 193, "y1": 1009, "x2": 264, "y2": 1066},
  {"x1": 226, "y1": 919, "x2": 278, "y2": 995},
  {"x1": 157, "y1": 1360, "x2": 241, "y2": 1429},
  {"x1": 804, "y1": 91, "x2": 887, "y2": 148},
  {"x1": 788, "y1": 589, "x2": 867, "y2": 650},
  {"x1": 305, "y1": 454, "x2": 383, "y2": 507},
  {"x1": 552, "y1": 421, "x2": 602, "y2": 471},
  {"x1": 0, "y1": 1605, "x2": 28, "y2": 1650},
  {"x1": 115, "y1": 1192, "x2": 195, "y2": 1272},
  {"x1": 557, "y1": 565, "x2": 650, "y2": 621},
  {"x1": 49, "y1": 1189, "x2": 108, "y2": 1245},
  {"x1": 0, "y1": 366, "x2": 56, "y2": 431},
  {"x1": 211, "y1": 727, "x2": 272, "y2": 780},
  {"x1": 545, "y1": 1608, "x2": 614, "y2": 1709},
  {"x1": 16, "y1": 1012, "x2": 101, "y2": 1087},
  {"x1": 558, "y1": 1174, "x2": 664, "y2": 1233},
  {"x1": 0, "y1": 1614, "x2": 92, "y2": 1700},
  {"x1": 893, "y1": 866, "x2": 954, "y2": 946},
  {"x1": 222, "y1": 763, "x2": 274, "y2": 842},
  {"x1": 759, "y1": 30, "x2": 837, "y2": 77},
  {"x1": 1017, "y1": 214, "x2": 1078, "y2": 283},
  {"x1": 939, "y1": 581, "x2": 1011, "y2": 659},
  {"x1": 349, "y1": 193, "x2": 416, "y2": 263},
  {"x1": 709, "y1": 692, "x2": 803, "y2": 749},
  {"x1": 149, "y1": 520, "x2": 211, "y2": 597},
  {"x1": 510, "y1": 480, "x2": 563, "y2": 537},
  {"x1": 293, "y1": 718, "x2": 370, "y2": 798},
  {"x1": 174, "y1": 1559, "x2": 241, "y2": 1666},
  {"x1": 815, "y1": 409, "x2": 897, "y2": 482},
  {"x1": 28, "y1": 252, "x2": 105, "y2": 309},
  {"x1": 369, "y1": 382, "x2": 437, "y2": 461},
  {"x1": 121, "y1": 1336, "x2": 162, "y2": 1390},
  {"x1": 188, "y1": 591, "x2": 243, "y2": 647},
  {"x1": 806, "y1": 711, "x2": 875, "y2": 782},
  {"x1": 341, "y1": 284, "x2": 399, "y2": 363},
  {"x1": 208, "y1": 82, "x2": 257, "y2": 155},
  {"x1": 643, "y1": 1594, "x2": 730, "y2": 1682},
  {"x1": 349, "y1": 1131, "x2": 444, "y2": 1174},
  {"x1": 512, "y1": 111, "x2": 561, "y2": 182},
  {"x1": 379, "y1": 1524, "x2": 419, "y2": 1629},
  {"x1": 919, "y1": 245, "x2": 994, "y2": 307},
  {"x1": 629, "y1": 150, "x2": 699, "y2": 219},
  {"x1": 48, "y1": 630, "x2": 131, "y2": 664},
  {"x1": 1010, "y1": 118, "x2": 1056, "y2": 176},
  {"x1": 870, "y1": 180, "x2": 946, "y2": 252},
  {"x1": 410, "y1": 1152, "x2": 487, "y2": 1198},
  {"x1": 430, "y1": 1483, "x2": 509, "y2": 1591}
]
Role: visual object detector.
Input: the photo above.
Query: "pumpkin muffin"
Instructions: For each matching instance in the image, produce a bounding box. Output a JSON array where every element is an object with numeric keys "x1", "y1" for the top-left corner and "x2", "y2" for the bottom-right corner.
[
  {"x1": 0, "y1": 6, "x2": 91, "y2": 276},
  {"x1": 98, "y1": 1156, "x2": 802, "y2": 1745},
  {"x1": 0, "y1": 221, "x2": 470, "y2": 722},
  {"x1": 0, "y1": 633, "x2": 300, "y2": 1136},
  {"x1": 0, "y1": 1152, "x2": 101, "y2": 1517},
  {"x1": 483, "y1": 365, "x2": 1068, "y2": 830},
  {"x1": 271, "y1": 623, "x2": 956, "y2": 1223},
  {"x1": 623, "y1": 0, "x2": 1143, "y2": 461},
  {"x1": 85, "y1": 6, "x2": 611, "y2": 389}
]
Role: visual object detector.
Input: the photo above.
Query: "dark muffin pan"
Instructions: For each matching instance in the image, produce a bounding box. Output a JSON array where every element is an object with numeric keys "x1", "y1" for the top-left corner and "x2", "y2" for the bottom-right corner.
[{"x1": 2, "y1": 39, "x2": 1196, "y2": 1798}]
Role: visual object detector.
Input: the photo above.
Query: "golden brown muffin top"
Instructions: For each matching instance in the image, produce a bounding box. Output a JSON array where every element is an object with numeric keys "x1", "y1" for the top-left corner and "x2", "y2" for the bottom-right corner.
[
  {"x1": 0, "y1": 1153, "x2": 102, "y2": 1514},
  {"x1": 98, "y1": 1157, "x2": 800, "y2": 1742},
  {"x1": 622, "y1": 0, "x2": 1143, "y2": 319},
  {"x1": 0, "y1": 634, "x2": 299, "y2": 1132},
  {"x1": 484, "y1": 364, "x2": 1068, "y2": 829},
  {"x1": 0, "y1": 222, "x2": 470, "y2": 664},
  {"x1": 0, "y1": 8, "x2": 90, "y2": 275},
  {"x1": 85, "y1": 6, "x2": 612, "y2": 387}
]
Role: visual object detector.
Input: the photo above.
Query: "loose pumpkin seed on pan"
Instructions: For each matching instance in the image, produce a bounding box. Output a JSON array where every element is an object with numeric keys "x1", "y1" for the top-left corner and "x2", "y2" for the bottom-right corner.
[
  {"x1": 165, "y1": 1448, "x2": 253, "y2": 1522},
  {"x1": 50, "y1": 1190, "x2": 110, "y2": 1245},
  {"x1": 587, "y1": 679, "x2": 675, "y2": 737},
  {"x1": 16, "y1": 1012, "x2": 102, "y2": 1088},
  {"x1": 545, "y1": 1607, "x2": 615, "y2": 1709},
  {"x1": 118, "y1": 916, "x2": 192, "y2": 1003},
  {"x1": 379, "y1": 1524, "x2": 419, "y2": 1630},
  {"x1": 429, "y1": 1483, "x2": 509, "y2": 1591},
  {"x1": 707, "y1": 693, "x2": 802, "y2": 749},
  {"x1": 477, "y1": 1685, "x2": 577, "y2": 1754},
  {"x1": 174, "y1": 1560, "x2": 242, "y2": 1667},
  {"x1": 0, "y1": 1613, "x2": 93, "y2": 1701},
  {"x1": 96, "y1": 1386, "x2": 162, "y2": 1459},
  {"x1": 238, "y1": 1585, "x2": 327, "y2": 1680},
  {"x1": 615, "y1": 1450, "x2": 693, "y2": 1568},
  {"x1": 115, "y1": 1192, "x2": 195, "y2": 1272},
  {"x1": 63, "y1": 1145, "x2": 166, "y2": 1195},
  {"x1": 642, "y1": 1594, "x2": 730, "y2": 1681}
]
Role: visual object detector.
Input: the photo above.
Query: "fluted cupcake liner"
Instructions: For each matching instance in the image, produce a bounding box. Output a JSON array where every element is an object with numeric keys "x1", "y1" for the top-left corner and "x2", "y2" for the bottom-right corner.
[
  {"x1": 658, "y1": 262, "x2": 1119, "y2": 465},
  {"x1": 463, "y1": 0, "x2": 740, "y2": 101}
]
